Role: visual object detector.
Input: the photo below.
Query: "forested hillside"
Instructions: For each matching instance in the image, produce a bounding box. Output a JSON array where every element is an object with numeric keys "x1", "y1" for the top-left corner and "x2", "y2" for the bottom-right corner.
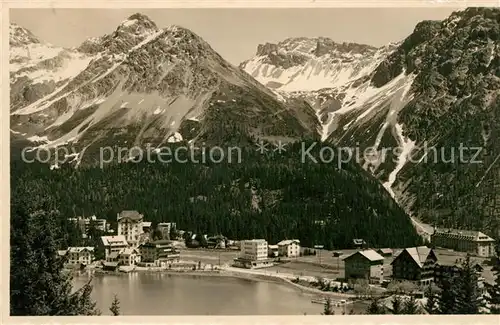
[{"x1": 11, "y1": 141, "x2": 423, "y2": 249}]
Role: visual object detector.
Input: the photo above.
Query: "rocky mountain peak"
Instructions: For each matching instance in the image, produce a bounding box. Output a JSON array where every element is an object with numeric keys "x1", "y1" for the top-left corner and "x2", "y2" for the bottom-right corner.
[
  {"x1": 117, "y1": 13, "x2": 159, "y2": 35},
  {"x1": 10, "y1": 23, "x2": 40, "y2": 47},
  {"x1": 77, "y1": 14, "x2": 161, "y2": 55},
  {"x1": 371, "y1": 8, "x2": 500, "y2": 88},
  {"x1": 255, "y1": 37, "x2": 376, "y2": 58},
  {"x1": 313, "y1": 38, "x2": 377, "y2": 57}
]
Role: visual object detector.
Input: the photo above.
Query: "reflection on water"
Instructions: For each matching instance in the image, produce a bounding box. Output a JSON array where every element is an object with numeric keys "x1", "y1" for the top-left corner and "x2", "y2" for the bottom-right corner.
[{"x1": 73, "y1": 271, "x2": 323, "y2": 315}]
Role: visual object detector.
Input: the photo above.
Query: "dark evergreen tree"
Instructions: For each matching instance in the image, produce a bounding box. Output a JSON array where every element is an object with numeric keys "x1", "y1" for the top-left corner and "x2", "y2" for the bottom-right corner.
[
  {"x1": 486, "y1": 245, "x2": 500, "y2": 314},
  {"x1": 389, "y1": 295, "x2": 403, "y2": 314},
  {"x1": 109, "y1": 294, "x2": 120, "y2": 316},
  {"x1": 437, "y1": 274, "x2": 458, "y2": 314},
  {"x1": 86, "y1": 219, "x2": 105, "y2": 260},
  {"x1": 402, "y1": 296, "x2": 421, "y2": 314},
  {"x1": 366, "y1": 297, "x2": 385, "y2": 314},
  {"x1": 424, "y1": 284, "x2": 439, "y2": 314},
  {"x1": 452, "y1": 255, "x2": 485, "y2": 314},
  {"x1": 169, "y1": 225, "x2": 178, "y2": 240},
  {"x1": 322, "y1": 299, "x2": 335, "y2": 315},
  {"x1": 152, "y1": 228, "x2": 163, "y2": 241},
  {"x1": 10, "y1": 206, "x2": 100, "y2": 316},
  {"x1": 196, "y1": 234, "x2": 208, "y2": 248}
]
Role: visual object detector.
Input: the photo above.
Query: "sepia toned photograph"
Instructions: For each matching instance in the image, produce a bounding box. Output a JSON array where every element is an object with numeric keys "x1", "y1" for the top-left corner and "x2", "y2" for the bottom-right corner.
[{"x1": 8, "y1": 5, "x2": 500, "y2": 317}]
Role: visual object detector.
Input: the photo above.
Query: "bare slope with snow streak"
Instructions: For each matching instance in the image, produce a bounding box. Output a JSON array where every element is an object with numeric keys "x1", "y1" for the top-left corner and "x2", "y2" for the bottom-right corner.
[
  {"x1": 242, "y1": 8, "x2": 500, "y2": 234},
  {"x1": 240, "y1": 36, "x2": 415, "y2": 194},
  {"x1": 240, "y1": 38, "x2": 395, "y2": 92},
  {"x1": 10, "y1": 14, "x2": 318, "y2": 166}
]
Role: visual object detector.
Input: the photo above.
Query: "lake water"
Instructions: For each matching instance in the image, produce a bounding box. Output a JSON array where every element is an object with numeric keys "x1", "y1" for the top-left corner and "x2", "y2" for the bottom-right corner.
[{"x1": 73, "y1": 272, "x2": 325, "y2": 315}]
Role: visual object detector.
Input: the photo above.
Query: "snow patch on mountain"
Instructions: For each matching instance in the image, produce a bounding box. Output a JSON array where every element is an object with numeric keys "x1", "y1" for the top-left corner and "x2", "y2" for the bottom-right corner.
[
  {"x1": 241, "y1": 38, "x2": 396, "y2": 93},
  {"x1": 383, "y1": 123, "x2": 415, "y2": 199}
]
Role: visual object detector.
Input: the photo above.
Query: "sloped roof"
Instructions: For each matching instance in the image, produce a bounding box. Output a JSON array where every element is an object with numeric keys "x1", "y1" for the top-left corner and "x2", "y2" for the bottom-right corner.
[
  {"x1": 353, "y1": 239, "x2": 367, "y2": 245},
  {"x1": 433, "y1": 228, "x2": 495, "y2": 242},
  {"x1": 142, "y1": 221, "x2": 152, "y2": 227},
  {"x1": 108, "y1": 252, "x2": 120, "y2": 259},
  {"x1": 103, "y1": 261, "x2": 119, "y2": 268},
  {"x1": 277, "y1": 239, "x2": 300, "y2": 246},
  {"x1": 392, "y1": 246, "x2": 432, "y2": 268},
  {"x1": 151, "y1": 239, "x2": 172, "y2": 246},
  {"x1": 68, "y1": 247, "x2": 94, "y2": 253},
  {"x1": 119, "y1": 247, "x2": 139, "y2": 255},
  {"x1": 344, "y1": 249, "x2": 384, "y2": 262},
  {"x1": 377, "y1": 248, "x2": 393, "y2": 254},
  {"x1": 101, "y1": 235, "x2": 128, "y2": 246},
  {"x1": 57, "y1": 250, "x2": 68, "y2": 256},
  {"x1": 117, "y1": 210, "x2": 143, "y2": 221}
]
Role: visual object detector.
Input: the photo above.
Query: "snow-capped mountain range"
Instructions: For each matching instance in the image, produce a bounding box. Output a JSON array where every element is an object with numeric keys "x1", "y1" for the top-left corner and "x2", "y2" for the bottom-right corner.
[
  {"x1": 10, "y1": 8, "x2": 500, "y2": 234},
  {"x1": 240, "y1": 32, "x2": 419, "y2": 198},
  {"x1": 241, "y1": 7, "x2": 500, "y2": 234},
  {"x1": 10, "y1": 14, "x2": 318, "y2": 166}
]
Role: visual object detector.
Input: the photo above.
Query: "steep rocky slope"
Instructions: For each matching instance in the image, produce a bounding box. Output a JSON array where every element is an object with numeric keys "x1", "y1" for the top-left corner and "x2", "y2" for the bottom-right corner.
[
  {"x1": 242, "y1": 8, "x2": 500, "y2": 234},
  {"x1": 10, "y1": 14, "x2": 319, "y2": 166}
]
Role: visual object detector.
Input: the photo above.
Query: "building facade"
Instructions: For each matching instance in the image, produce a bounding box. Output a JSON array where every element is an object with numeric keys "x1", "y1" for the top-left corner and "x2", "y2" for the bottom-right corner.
[
  {"x1": 376, "y1": 248, "x2": 393, "y2": 258},
  {"x1": 268, "y1": 245, "x2": 279, "y2": 257},
  {"x1": 101, "y1": 235, "x2": 129, "y2": 261},
  {"x1": 277, "y1": 239, "x2": 301, "y2": 258},
  {"x1": 66, "y1": 247, "x2": 95, "y2": 265},
  {"x1": 118, "y1": 248, "x2": 141, "y2": 266},
  {"x1": 234, "y1": 239, "x2": 273, "y2": 269},
  {"x1": 241, "y1": 239, "x2": 268, "y2": 261},
  {"x1": 68, "y1": 215, "x2": 108, "y2": 234},
  {"x1": 139, "y1": 240, "x2": 180, "y2": 266},
  {"x1": 343, "y1": 250, "x2": 384, "y2": 284},
  {"x1": 391, "y1": 246, "x2": 437, "y2": 286},
  {"x1": 431, "y1": 228, "x2": 496, "y2": 257},
  {"x1": 117, "y1": 210, "x2": 144, "y2": 246},
  {"x1": 157, "y1": 222, "x2": 177, "y2": 240}
]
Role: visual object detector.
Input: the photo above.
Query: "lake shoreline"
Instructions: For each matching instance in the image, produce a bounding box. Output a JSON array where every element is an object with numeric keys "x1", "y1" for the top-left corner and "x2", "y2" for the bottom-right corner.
[{"x1": 81, "y1": 266, "x2": 357, "y2": 301}]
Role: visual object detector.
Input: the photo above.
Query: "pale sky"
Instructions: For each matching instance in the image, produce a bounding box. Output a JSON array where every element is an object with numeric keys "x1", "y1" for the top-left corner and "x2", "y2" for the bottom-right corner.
[{"x1": 10, "y1": 8, "x2": 459, "y2": 65}]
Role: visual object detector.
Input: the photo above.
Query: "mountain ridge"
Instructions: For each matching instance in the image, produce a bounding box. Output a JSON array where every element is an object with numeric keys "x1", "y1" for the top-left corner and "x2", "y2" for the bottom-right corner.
[
  {"x1": 10, "y1": 13, "x2": 319, "y2": 166},
  {"x1": 241, "y1": 7, "x2": 500, "y2": 235}
]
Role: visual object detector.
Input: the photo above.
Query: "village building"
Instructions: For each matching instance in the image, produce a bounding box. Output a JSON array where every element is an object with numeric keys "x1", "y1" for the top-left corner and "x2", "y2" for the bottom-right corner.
[
  {"x1": 431, "y1": 228, "x2": 496, "y2": 257},
  {"x1": 142, "y1": 221, "x2": 152, "y2": 233},
  {"x1": 117, "y1": 210, "x2": 144, "y2": 246},
  {"x1": 207, "y1": 235, "x2": 227, "y2": 249},
  {"x1": 139, "y1": 240, "x2": 180, "y2": 267},
  {"x1": 352, "y1": 238, "x2": 367, "y2": 249},
  {"x1": 376, "y1": 248, "x2": 394, "y2": 258},
  {"x1": 102, "y1": 261, "x2": 119, "y2": 271},
  {"x1": 434, "y1": 255, "x2": 484, "y2": 285},
  {"x1": 277, "y1": 239, "x2": 301, "y2": 258},
  {"x1": 343, "y1": 249, "x2": 385, "y2": 284},
  {"x1": 391, "y1": 246, "x2": 437, "y2": 286},
  {"x1": 157, "y1": 222, "x2": 177, "y2": 240},
  {"x1": 68, "y1": 215, "x2": 109, "y2": 234},
  {"x1": 118, "y1": 247, "x2": 141, "y2": 266},
  {"x1": 101, "y1": 235, "x2": 129, "y2": 261},
  {"x1": 106, "y1": 252, "x2": 120, "y2": 263},
  {"x1": 66, "y1": 247, "x2": 95, "y2": 266},
  {"x1": 234, "y1": 239, "x2": 273, "y2": 269},
  {"x1": 268, "y1": 245, "x2": 279, "y2": 257}
]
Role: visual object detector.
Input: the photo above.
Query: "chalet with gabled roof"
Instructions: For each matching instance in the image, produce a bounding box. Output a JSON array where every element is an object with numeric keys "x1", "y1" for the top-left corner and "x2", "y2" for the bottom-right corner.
[
  {"x1": 343, "y1": 249, "x2": 384, "y2": 284},
  {"x1": 391, "y1": 246, "x2": 437, "y2": 286}
]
